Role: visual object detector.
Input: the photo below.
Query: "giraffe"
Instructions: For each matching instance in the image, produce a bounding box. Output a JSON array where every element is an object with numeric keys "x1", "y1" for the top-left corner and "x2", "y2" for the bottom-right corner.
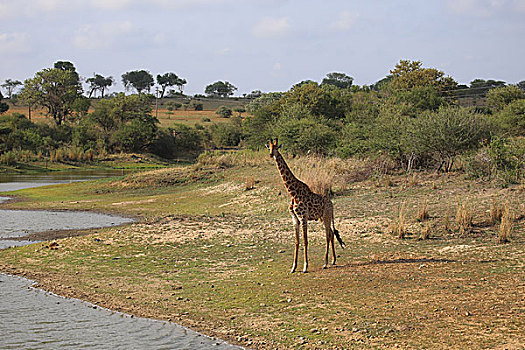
[{"x1": 266, "y1": 138, "x2": 345, "y2": 273}]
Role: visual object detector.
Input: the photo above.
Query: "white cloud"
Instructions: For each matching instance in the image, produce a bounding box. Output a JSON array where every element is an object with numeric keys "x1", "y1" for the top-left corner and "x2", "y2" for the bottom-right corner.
[
  {"x1": 72, "y1": 21, "x2": 134, "y2": 50},
  {"x1": 0, "y1": 32, "x2": 31, "y2": 54},
  {"x1": 332, "y1": 11, "x2": 358, "y2": 31},
  {"x1": 252, "y1": 17, "x2": 291, "y2": 38}
]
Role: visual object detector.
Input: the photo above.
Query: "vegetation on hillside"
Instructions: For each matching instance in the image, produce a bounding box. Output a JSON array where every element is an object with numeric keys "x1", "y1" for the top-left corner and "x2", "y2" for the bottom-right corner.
[{"x1": 1, "y1": 59, "x2": 524, "y2": 185}]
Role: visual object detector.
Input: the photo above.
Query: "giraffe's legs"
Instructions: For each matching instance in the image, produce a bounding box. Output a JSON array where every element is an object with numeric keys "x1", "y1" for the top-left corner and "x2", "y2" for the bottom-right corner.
[
  {"x1": 302, "y1": 218, "x2": 308, "y2": 273},
  {"x1": 323, "y1": 219, "x2": 331, "y2": 269},
  {"x1": 331, "y1": 231, "x2": 337, "y2": 265},
  {"x1": 290, "y1": 210, "x2": 300, "y2": 274}
]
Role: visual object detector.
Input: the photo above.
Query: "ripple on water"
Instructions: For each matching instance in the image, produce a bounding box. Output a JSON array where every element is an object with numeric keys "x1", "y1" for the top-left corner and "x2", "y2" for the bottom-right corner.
[
  {"x1": 0, "y1": 210, "x2": 134, "y2": 240},
  {"x1": 0, "y1": 275, "x2": 242, "y2": 350}
]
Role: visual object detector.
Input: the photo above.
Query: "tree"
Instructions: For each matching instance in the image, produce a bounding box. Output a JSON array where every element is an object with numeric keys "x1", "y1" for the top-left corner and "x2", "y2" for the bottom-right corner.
[
  {"x1": 122, "y1": 70, "x2": 154, "y2": 94},
  {"x1": 205, "y1": 81, "x2": 237, "y2": 97},
  {"x1": 1, "y1": 79, "x2": 23, "y2": 99},
  {"x1": 470, "y1": 79, "x2": 506, "y2": 89},
  {"x1": 486, "y1": 85, "x2": 524, "y2": 112},
  {"x1": 389, "y1": 60, "x2": 457, "y2": 91},
  {"x1": 0, "y1": 92, "x2": 9, "y2": 114},
  {"x1": 86, "y1": 74, "x2": 114, "y2": 98},
  {"x1": 495, "y1": 99, "x2": 525, "y2": 136},
  {"x1": 278, "y1": 82, "x2": 346, "y2": 119},
  {"x1": 156, "y1": 72, "x2": 186, "y2": 98},
  {"x1": 20, "y1": 65, "x2": 83, "y2": 125},
  {"x1": 404, "y1": 106, "x2": 491, "y2": 171},
  {"x1": 321, "y1": 72, "x2": 354, "y2": 89}
]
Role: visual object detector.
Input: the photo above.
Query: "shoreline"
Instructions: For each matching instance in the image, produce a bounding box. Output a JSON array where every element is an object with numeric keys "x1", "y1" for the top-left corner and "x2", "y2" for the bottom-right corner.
[
  {"x1": 0, "y1": 244, "x2": 252, "y2": 350},
  {"x1": 0, "y1": 197, "x2": 251, "y2": 349},
  {"x1": 0, "y1": 271, "x2": 243, "y2": 349}
]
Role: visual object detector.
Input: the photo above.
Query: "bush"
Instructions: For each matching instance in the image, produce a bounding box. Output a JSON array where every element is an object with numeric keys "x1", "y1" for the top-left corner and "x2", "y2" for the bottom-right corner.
[
  {"x1": 151, "y1": 124, "x2": 203, "y2": 159},
  {"x1": 465, "y1": 137, "x2": 525, "y2": 185},
  {"x1": 216, "y1": 106, "x2": 232, "y2": 118},
  {"x1": 275, "y1": 117, "x2": 337, "y2": 155},
  {"x1": 209, "y1": 122, "x2": 242, "y2": 147},
  {"x1": 402, "y1": 106, "x2": 492, "y2": 171},
  {"x1": 486, "y1": 85, "x2": 524, "y2": 112},
  {"x1": 113, "y1": 118, "x2": 157, "y2": 153},
  {"x1": 494, "y1": 99, "x2": 525, "y2": 136}
]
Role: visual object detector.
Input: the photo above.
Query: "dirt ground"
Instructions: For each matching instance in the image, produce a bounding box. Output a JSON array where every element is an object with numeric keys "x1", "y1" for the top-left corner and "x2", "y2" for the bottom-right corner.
[{"x1": 1, "y1": 168, "x2": 525, "y2": 349}]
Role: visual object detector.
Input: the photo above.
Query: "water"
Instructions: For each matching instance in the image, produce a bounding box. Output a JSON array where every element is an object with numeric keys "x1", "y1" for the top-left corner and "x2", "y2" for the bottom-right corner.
[{"x1": 0, "y1": 172, "x2": 242, "y2": 350}]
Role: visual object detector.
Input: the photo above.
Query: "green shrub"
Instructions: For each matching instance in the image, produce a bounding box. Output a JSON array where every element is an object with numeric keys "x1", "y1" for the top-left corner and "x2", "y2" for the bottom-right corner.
[
  {"x1": 210, "y1": 122, "x2": 241, "y2": 147},
  {"x1": 113, "y1": 118, "x2": 157, "y2": 153},
  {"x1": 151, "y1": 124, "x2": 203, "y2": 159},
  {"x1": 465, "y1": 137, "x2": 525, "y2": 185},
  {"x1": 494, "y1": 99, "x2": 525, "y2": 136},
  {"x1": 215, "y1": 106, "x2": 233, "y2": 118},
  {"x1": 275, "y1": 117, "x2": 337, "y2": 155}
]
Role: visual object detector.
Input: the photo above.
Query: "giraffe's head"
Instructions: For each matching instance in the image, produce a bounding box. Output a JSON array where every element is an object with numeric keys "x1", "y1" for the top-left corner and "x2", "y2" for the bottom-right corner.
[{"x1": 265, "y1": 138, "x2": 281, "y2": 158}]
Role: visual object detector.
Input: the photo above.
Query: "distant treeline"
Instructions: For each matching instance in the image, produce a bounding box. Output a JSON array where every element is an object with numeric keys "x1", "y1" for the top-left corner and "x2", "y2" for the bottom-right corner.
[{"x1": 1, "y1": 59, "x2": 525, "y2": 184}]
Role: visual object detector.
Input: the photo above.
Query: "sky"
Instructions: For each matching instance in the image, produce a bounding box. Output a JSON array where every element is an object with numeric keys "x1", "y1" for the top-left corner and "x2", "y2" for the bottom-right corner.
[{"x1": 0, "y1": 0, "x2": 524, "y2": 96}]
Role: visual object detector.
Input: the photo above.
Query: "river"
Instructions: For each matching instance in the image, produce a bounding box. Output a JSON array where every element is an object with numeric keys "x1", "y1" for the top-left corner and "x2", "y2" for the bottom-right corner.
[{"x1": 0, "y1": 171, "x2": 242, "y2": 350}]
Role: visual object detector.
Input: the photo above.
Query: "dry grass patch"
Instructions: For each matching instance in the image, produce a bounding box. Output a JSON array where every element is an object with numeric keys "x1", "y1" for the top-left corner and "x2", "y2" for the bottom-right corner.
[
  {"x1": 498, "y1": 203, "x2": 513, "y2": 244},
  {"x1": 456, "y1": 200, "x2": 474, "y2": 234},
  {"x1": 390, "y1": 203, "x2": 407, "y2": 239}
]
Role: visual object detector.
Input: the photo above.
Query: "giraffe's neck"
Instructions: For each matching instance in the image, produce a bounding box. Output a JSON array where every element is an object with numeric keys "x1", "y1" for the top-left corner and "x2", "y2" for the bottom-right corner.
[{"x1": 274, "y1": 152, "x2": 303, "y2": 197}]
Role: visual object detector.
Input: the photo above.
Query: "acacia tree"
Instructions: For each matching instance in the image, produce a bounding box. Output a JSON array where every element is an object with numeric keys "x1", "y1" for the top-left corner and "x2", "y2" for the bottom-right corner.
[
  {"x1": 20, "y1": 64, "x2": 83, "y2": 125},
  {"x1": 86, "y1": 74, "x2": 114, "y2": 98},
  {"x1": 156, "y1": 72, "x2": 186, "y2": 98},
  {"x1": 205, "y1": 81, "x2": 237, "y2": 97},
  {"x1": 1, "y1": 79, "x2": 23, "y2": 99},
  {"x1": 321, "y1": 72, "x2": 354, "y2": 89},
  {"x1": 122, "y1": 70, "x2": 154, "y2": 94},
  {"x1": 389, "y1": 60, "x2": 457, "y2": 91}
]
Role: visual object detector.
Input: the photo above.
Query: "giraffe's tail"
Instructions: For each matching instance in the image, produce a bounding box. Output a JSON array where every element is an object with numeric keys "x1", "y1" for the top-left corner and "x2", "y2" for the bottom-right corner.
[
  {"x1": 333, "y1": 228, "x2": 345, "y2": 249},
  {"x1": 330, "y1": 203, "x2": 345, "y2": 249}
]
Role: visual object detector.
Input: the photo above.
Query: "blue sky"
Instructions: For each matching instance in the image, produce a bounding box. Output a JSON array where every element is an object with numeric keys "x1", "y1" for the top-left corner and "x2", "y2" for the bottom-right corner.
[{"x1": 1, "y1": 0, "x2": 524, "y2": 95}]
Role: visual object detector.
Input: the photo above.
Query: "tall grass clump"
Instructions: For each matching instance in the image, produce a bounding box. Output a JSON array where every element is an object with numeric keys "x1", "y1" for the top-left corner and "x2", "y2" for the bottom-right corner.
[
  {"x1": 498, "y1": 203, "x2": 513, "y2": 243},
  {"x1": 390, "y1": 203, "x2": 407, "y2": 239},
  {"x1": 489, "y1": 199, "x2": 504, "y2": 225},
  {"x1": 416, "y1": 201, "x2": 430, "y2": 222},
  {"x1": 456, "y1": 201, "x2": 474, "y2": 234}
]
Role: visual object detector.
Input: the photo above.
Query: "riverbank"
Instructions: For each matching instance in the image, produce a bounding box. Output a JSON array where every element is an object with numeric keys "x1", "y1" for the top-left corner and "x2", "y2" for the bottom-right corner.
[
  {"x1": 0, "y1": 152, "x2": 172, "y2": 174},
  {"x1": 1, "y1": 151, "x2": 524, "y2": 349}
]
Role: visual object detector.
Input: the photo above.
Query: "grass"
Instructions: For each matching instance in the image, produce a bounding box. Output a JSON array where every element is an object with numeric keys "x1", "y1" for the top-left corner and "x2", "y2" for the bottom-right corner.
[
  {"x1": 1, "y1": 150, "x2": 524, "y2": 349},
  {"x1": 6, "y1": 99, "x2": 250, "y2": 128}
]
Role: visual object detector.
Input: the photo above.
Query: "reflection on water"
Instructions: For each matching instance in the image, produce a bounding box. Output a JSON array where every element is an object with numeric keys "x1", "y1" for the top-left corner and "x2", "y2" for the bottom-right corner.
[{"x1": 0, "y1": 171, "x2": 242, "y2": 350}]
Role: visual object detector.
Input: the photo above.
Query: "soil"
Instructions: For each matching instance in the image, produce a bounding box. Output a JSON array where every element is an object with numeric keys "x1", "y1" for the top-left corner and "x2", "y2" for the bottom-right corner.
[{"x1": 1, "y1": 169, "x2": 524, "y2": 349}]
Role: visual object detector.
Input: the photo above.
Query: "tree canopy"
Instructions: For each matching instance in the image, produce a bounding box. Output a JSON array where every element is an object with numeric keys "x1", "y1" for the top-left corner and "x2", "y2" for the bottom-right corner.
[
  {"x1": 156, "y1": 72, "x2": 186, "y2": 98},
  {"x1": 1, "y1": 79, "x2": 23, "y2": 99},
  {"x1": 86, "y1": 74, "x2": 114, "y2": 98},
  {"x1": 122, "y1": 70, "x2": 154, "y2": 94},
  {"x1": 389, "y1": 60, "x2": 457, "y2": 91},
  {"x1": 205, "y1": 81, "x2": 237, "y2": 97},
  {"x1": 20, "y1": 63, "x2": 83, "y2": 125},
  {"x1": 321, "y1": 72, "x2": 354, "y2": 89}
]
